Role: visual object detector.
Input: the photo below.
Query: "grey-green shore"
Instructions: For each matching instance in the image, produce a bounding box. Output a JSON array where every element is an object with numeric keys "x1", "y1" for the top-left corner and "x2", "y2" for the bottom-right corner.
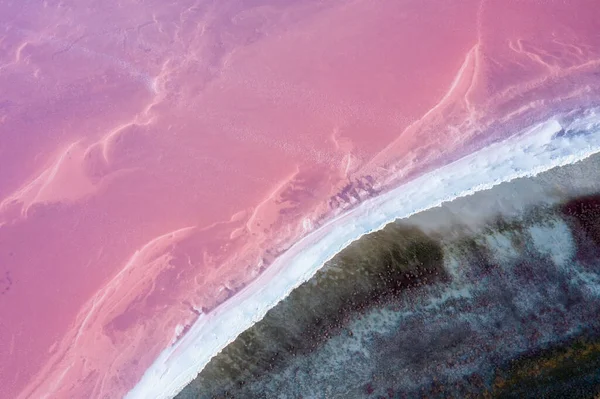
[{"x1": 178, "y1": 151, "x2": 600, "y2": 399}]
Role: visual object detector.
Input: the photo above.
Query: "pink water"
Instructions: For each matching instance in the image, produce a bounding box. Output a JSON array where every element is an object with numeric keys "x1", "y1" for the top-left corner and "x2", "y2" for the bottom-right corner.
[{"x1": 1, "y1": 1, "x2": 599, "y2": 397}]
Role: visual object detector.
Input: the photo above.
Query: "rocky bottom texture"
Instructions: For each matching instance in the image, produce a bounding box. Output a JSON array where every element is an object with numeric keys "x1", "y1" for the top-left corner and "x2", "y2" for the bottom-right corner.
[{"x1": 177, "y1": 152, "x2": 600, "y2": 399}]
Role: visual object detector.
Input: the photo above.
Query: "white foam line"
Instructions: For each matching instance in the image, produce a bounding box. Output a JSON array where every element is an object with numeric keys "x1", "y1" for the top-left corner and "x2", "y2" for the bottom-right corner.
[{"x1": 127, "y1": 108, "x2": 600, "y2": 399}]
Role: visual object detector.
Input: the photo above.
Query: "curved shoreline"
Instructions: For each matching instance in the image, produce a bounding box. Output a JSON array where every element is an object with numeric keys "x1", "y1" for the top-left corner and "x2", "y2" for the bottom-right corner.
[
  {"x1": 181, "y1": 155, "x2": 600, "y2": 398},
  {"x1": 128, "y1": 108, "x2": 600, "y2": 398}
]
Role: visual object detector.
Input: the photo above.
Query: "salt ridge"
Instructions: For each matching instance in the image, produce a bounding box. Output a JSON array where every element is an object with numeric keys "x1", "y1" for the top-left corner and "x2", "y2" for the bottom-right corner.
[{"x1": 127, "y1": 108, "x2": 600, "y2": 398}]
